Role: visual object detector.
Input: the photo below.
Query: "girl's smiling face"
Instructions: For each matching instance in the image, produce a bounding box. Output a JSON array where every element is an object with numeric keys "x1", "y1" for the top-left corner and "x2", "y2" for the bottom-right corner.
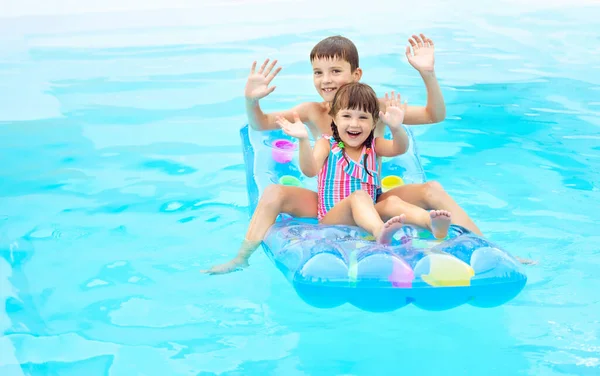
[{"x1": 333, "y1": 108, "x2": 375, "y2": 149}]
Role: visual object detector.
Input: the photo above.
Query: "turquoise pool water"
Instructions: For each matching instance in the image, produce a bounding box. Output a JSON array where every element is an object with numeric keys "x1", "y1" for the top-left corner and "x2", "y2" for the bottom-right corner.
[{"x1": 1, "y1": 2, "x2": 599, "y2": 375}]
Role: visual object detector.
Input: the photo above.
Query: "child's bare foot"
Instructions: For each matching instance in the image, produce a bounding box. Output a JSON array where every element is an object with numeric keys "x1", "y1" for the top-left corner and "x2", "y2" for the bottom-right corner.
[
  {"x1": 376, "y1": 214, "x2": 405, "y2": 245},
  {"x1": 200, "y1": 257, "x2": 249, "y2": 275},
  {"x1": 430, "y1": 210, "x2": 452, "y2": 239}
]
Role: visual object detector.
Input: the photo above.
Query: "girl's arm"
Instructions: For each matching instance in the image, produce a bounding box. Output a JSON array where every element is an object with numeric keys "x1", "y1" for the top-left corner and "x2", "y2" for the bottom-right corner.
[
  {"x1": 374, "y1": 127, "x2": 409, "y2": 157},
  {"x1": 277, "y1": 113, "x2": 329, "y2": 177},
  {"x1": 299, "y1": 138, "x2": 329, "y2": 177}
]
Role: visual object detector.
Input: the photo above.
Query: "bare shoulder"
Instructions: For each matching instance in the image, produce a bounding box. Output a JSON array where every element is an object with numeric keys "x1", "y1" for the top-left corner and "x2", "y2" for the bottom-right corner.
[
  {"x1": 292, "y1": 101, "x2": 322, "y2": 116},
  {"x1": 313, "y1": 137, "x2": 331, "y2": 164},
  {"x1": 307, "y1": 102, "x2": 333, "y2": 135},
  {"x1": 316, "y1": 136, "x2": 330, "y2": 146},
  {"x1": 300, "y1": 101, "x2": 329, "y2": 122}
]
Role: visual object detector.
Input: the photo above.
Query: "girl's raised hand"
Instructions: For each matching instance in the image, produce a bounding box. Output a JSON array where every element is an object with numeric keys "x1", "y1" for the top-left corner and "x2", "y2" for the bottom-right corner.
[
  {"x1": 379, "y1": 91, "x2": 407, "y2": 129},
  {"x1": 276, "y1": 112, "x2": 309, "y2": 140}
]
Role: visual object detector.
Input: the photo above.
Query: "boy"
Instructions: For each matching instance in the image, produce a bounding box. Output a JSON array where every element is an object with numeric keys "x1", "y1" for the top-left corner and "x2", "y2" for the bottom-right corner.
[{"x1": 202, "y1": 34, "x2": 484, "y2": 275}]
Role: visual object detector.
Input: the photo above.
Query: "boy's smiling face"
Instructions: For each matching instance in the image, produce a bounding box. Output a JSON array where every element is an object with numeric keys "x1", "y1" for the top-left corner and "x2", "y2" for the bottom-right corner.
[{"x1": 311, "y1": 57, "x2": 362, "y2": 102}]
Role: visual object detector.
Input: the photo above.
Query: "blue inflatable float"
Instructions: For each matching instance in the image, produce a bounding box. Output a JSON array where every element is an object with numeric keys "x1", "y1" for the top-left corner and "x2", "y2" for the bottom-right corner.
[{"x1": 240, "y1": 124, "x2": 527, "y2": 312}]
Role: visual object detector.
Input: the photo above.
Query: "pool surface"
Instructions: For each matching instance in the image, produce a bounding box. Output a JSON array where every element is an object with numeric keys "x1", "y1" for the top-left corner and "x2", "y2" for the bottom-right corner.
[{"x1": 1, "y1": 1, "x2": 599, "y2": 375}]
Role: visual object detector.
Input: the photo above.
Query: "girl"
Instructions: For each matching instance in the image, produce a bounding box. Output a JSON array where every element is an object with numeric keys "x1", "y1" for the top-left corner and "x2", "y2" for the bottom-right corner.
[{"x1": 276, "y1": 82, "x2": 452, "y2": 244}]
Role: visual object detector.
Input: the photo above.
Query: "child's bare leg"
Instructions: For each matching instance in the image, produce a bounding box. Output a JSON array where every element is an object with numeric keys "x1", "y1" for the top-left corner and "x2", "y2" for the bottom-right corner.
[
  {"x1": 376, "y1": 196, "x2": 451, "y2": 239},
  {"x1": 378, "y1": 185, "x2": 534, "y2": 265},
  {"x1": 378, "y1": 181, "x2": 482, "y2": 236},
  {"x1": 245, "y1": 185, "x2": 318, "y2": 241},
  {"x1": 201, "y1": 185, "x2": 318, "y2": 275},
  {"x1": 320, "y1": 190, "x2": 404, "y2": 245}
]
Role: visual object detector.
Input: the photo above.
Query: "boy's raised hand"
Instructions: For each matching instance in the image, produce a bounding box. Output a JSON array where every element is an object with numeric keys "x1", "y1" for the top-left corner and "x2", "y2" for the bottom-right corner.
[
  {"x1": 406, "y1": 33, "x2": 435, "y2": 73},
  {"x1": 245, "y1": 59, "x2": 282, "y2": 101},
  {"x1": 276, "y1": 112, "x2": 309, "y2": 140},
  {"x1": 379, "y1": 91, "x2": 407, "y2": 129}
]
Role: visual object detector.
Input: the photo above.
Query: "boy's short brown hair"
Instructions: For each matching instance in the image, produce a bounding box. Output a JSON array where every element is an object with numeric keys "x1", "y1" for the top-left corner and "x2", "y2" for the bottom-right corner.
[{"x1": 310, "y1": 36, "x2": 359, "y2": 71}]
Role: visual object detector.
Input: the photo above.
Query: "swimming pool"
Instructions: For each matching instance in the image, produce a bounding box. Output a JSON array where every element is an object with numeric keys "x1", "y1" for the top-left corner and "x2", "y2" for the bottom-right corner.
[{"x1": 1, "y1": 1, "x2": 599, "y2": 375}]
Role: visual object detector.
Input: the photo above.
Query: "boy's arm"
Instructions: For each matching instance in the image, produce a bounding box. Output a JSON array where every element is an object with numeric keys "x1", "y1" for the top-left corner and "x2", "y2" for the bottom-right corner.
[
  {"x1": 246, "y1": 100, "x2": 315, "y2": 131},
  {"x1": 402, "y1": 71, "x2": 445, "y2": 125},
  {"x1": 244, "y1": 59, "x2": 320, "y2": 132},
  {"x1": 397, "y1": 34, "x2": 446, "y2": 125}
]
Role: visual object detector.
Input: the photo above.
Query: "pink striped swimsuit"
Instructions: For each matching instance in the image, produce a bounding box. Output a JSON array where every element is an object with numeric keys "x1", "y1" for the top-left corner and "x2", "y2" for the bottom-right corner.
[{"x1": 317, "y1": 135, "x2": 381, "y2": 220}]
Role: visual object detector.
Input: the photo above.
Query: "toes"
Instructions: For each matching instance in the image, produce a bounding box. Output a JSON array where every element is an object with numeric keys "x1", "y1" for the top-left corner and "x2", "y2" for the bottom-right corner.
[
  {"x1": 384, "y1": 216, "x2": 404, "y2": 228},
  {"x1": 431, "y1": 210, "x2": 451, "y2": 218},
  {"x1": 377, "y1": 217, "x2": 405, "y2": 244}
]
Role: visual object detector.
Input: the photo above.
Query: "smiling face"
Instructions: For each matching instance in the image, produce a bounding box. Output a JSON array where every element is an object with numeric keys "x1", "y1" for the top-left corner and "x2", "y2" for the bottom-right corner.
[
  {"x1": 309, "y1": 36, "x2": 362, "y2": 103},
  {"x1": 333, "y1": 108, "x2": 375, "y2": 148},
  {"x1": 312, "y1": 57, "x2": 362, "y2": 102},
  {"x1": 329, "y1": 82, "x2": 380, "y2": 150}
]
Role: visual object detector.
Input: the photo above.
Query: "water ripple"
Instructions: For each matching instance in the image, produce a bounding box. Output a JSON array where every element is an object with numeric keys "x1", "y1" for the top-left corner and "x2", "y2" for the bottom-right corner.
[{"x1": 1, "y1": 1, "x2": 600, "y2": 375}]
